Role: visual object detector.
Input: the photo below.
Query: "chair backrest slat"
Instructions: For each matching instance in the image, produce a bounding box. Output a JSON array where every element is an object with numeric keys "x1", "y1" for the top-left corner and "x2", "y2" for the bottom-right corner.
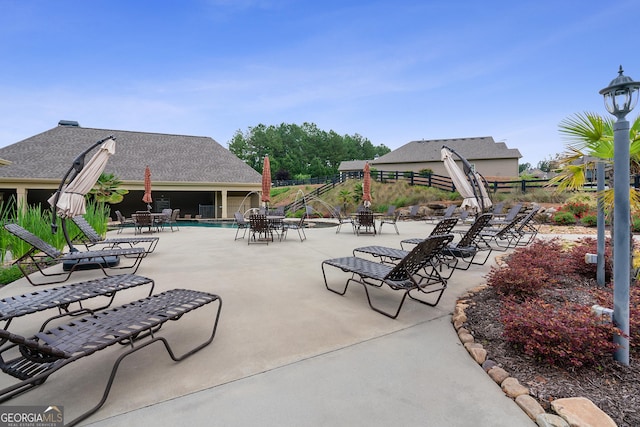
[
  {"x1": 430, "y1": 217, "x2": 459, "y2": 236},
  {"x1": 4, "y1": 223, "x2": 62, "y2": 258},
  {"x1": 458, "y1": 214, "x2": 493, "y2": 247},
  {"x1": 386, "y1": 234, "x2": 454, "y2": 282},
  {"x1": 71, "y1": 216, "x2": 102, "y2": 243}
]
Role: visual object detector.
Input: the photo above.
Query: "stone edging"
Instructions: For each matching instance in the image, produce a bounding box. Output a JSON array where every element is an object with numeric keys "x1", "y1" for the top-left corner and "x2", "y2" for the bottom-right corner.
[{"x1": 453, "y1": 285, "x2": 618, "y2": 427}]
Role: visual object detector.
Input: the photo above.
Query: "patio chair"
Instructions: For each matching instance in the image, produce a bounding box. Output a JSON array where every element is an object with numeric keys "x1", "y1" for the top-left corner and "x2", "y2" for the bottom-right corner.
[
  {"x1": 248, "y1": 214, "x2": 273, "y2": 244},
  {"x1": 133, "y1": 211, "x2": 156, "y2": 235},
  {"x1": 400, "y1": 217, "x2": 459, "y2": 250},
  {"x1": 0, "y1": 274, "x2": 154, "y2": 335},
  {"x1": 154, "y1": 208, "x2": 173, "y2": 230},
  {"x1": 479, "y1": 213, "x2": 527, "y2": 251},
  {"x1": 234, "y1": 211, "x2": 249, "y2": 240},
  {"x1": 378, "y1": 205, "x2": 400, "y2": 235},
  {"x1": 490, "y1": 203, "x2": 522, "y2": 226},
  {"x1": 355, "y1": 210, "x2": 376, "y2": 236},
  {"x1": 334, "y1": 207, "x2": 355, "y2": 234},
  {"x1": 281, "y1": 214, "x2": 307, "y2": 242},
  {"x1": 352, "y1": 233, "x2": 459, "y2": 281},
  {"x1": 0, "y1": 288, "x2": 222, "y2": 426},
  {"x1": 511, "y1": 206, "x2": 540, "y2": 246},
  {"x1": 71, "y1": 216, "x2": 159, "y2": 254},
  {"x1": 441, "y1": 213, "x2": 494, "y2": 270},
  {"x1": 165, "y1": 208, "x2": 180, "y2": 232},
  {"x1": 4, "y1": 223, "x2": 147, "y2": 286},
  {"x1": 403, "y1": 205, "x2": 423, "y2": 221},
  {"x1": 321, "y1": 234, "x2": 454, "y2": 318},
  {"x1": 424, "y1": 204, "x2": 457, "y2": 224},
  {"x1": 114, "y1": 210, "x2": 134, "y2": 234}
]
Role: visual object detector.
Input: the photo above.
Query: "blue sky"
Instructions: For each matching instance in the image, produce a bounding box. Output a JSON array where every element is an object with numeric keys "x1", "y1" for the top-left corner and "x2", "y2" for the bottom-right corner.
[{"x1": 0, "y1": 0, "x2": 638, "y2": 166}]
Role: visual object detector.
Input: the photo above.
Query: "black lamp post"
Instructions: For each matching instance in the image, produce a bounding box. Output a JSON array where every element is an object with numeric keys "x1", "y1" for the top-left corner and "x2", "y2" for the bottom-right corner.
[{"x1": 599, "y1": 66, "x2": 640, "y2": 365}]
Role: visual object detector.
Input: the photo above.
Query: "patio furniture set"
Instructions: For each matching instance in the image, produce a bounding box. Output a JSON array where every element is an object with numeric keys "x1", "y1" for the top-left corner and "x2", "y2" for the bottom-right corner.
[
  {"x1": 0, "y1": 219, "x2": 222, "y2": 426},
  {"x1": 321, "y1": 206, "x2": 540, "y2": 319}
]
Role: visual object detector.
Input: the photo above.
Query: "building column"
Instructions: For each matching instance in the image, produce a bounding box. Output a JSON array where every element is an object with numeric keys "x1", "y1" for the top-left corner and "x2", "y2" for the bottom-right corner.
[
  {"x1": 220, "y1": 189, "x2": 228, "y2": 219},
  {"x1": 15, "y1": 186, "x2": 27, "y2": 212}
]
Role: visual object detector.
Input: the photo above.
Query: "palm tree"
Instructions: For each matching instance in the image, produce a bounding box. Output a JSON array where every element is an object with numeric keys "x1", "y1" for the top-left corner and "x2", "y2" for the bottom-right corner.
[{"x1": 551, "y1": 112, "x2": 640, "y2": 209}]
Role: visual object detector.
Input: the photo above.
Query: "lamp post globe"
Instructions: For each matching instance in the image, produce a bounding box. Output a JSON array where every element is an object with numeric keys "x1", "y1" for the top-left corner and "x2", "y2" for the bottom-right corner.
[
  {"x1": 600, "y1": 66, "x2": 639, "y2": 366},
  {"x1": 599, "y1": 65, "x2": 640, "y2": 118}
]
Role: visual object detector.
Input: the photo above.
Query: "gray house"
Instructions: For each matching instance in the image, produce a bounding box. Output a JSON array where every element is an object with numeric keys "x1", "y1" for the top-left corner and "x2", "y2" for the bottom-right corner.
[
  {"x1": 340, "y1": 136, "x2": 522, "y2": 178},
  {"x1": 0, "y1": 121, "x2": 262, "y2": 218}
]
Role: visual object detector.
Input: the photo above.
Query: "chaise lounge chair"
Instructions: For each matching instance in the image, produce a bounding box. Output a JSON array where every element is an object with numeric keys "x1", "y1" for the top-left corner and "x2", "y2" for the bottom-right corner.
[
  {"x1": 0, "y1": 274, "x2": 154, "y2": 335},
  {"x1": 0, "y1": 288, "x2": 222, "y2": 426},
  {"x1": 71, "y1": 216, "x2": 159, "y2": 254},
  {"x1": 4, "y1": 223, "x2": 147, "y2": 286},
  {"x1": 440, "y1": 213, "x2": 494, "y2": 270},
  {"x1": 321, "y1": 234, "x2": 454, "y2": 318},
  {"x1": 400, "y1": 217, "x2": 459, "y2": 250}
]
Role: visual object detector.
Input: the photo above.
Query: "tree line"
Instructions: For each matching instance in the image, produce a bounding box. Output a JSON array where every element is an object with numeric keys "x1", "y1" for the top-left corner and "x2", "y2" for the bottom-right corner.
[{"x1": 228, "y1": 122, "x2": 390, "y2": 179}]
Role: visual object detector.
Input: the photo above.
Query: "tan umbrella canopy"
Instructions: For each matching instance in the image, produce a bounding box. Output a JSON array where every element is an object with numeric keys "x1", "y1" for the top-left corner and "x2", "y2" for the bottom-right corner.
[
  {"x1": 48, "y1": 138, "x2": 116, "y2": 218},
  {"x1": 48, "y1": 136, "x2": 116, "y2": 250},
  {"x1": 441, "y1": 147, "x2": 492, "y2": 213},
  {"x1": 142, "y1": 166, "x2": 153, "y2": 209},
  {"x1": 362, "y1": 162, "x2": 372, "y2": 208},
  {"x1": 261, "y1": 156, "x2": 271, "y2": 209},
  {"x1": 441, "y1": 147, "x2": 479, "y2": 213}
]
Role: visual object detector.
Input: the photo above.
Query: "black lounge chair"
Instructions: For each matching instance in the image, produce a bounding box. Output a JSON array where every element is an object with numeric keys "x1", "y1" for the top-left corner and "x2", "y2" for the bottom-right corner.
[
  {"x1": 441, "y1": 213, "x2": 493, "y2": 270},
  {"x1": 511, "y1": 206, "x2": 540, "y2": 246},
  {"x1": 400, "y1": 217, "x2": 459, "y2": 250},
  {"x1": 479, "y1": 213, "x2": 528, "y2": 251},
  {"x1": 71, "y1": 216, "x2": 159, "y2": 254},
  {"x1": 321, "y1": 234, "x2": 454, "y2": 318},
  {"x1": 0, "y1": 288, "x2": 222, "y2": 426},
  {"x1": 0, "y1": 274, "x2": 154, "y2": 334},
  {"x1": 4, "y1": 223, "x2": 146, "y2": 286},
  {"x1": 281, "y1": 214, "x2": 307, "y2": 242}
]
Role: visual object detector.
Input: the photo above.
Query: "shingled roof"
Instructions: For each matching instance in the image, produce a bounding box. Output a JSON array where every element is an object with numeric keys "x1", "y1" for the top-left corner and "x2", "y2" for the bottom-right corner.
[
  {"x1": 373, "y1": 136, "x2": 521, "y2": 164},
  {"x1": 0, "y1": 123, "x2": 262, "y2": 184}
]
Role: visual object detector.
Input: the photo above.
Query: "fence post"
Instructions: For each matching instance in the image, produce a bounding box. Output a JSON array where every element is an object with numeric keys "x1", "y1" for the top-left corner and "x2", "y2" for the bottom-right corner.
[{"x1": 521, "y1": 180, "x2": 526, "y2": 193}]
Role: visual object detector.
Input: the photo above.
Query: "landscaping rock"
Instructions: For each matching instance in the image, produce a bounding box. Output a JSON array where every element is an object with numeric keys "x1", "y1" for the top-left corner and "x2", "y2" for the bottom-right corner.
[
  {"x1": 551, "y1": 397, "x2": 617, "y2": 427},
  {"x1": 535, "y1": 413, "x2": 570, "y2": 427},
  {"x1": 501, "y1": 377, "x2": 529, "y2": 398},
  {"x1": 487, "y1": 366, "x2": 510, "y2": 384},
  {"x1": 515, "y1": 394, "x2": 545, "y2": 420},
  {"x1": 468, "y1": 347, "x2": 487, "y2": 364}
]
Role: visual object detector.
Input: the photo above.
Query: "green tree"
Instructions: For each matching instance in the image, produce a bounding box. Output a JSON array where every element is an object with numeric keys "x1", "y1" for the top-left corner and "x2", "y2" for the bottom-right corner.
[
  {"x1": 518, "y1": 162, "x2": 531, "y2": 174},
  {"x1": 551, "y1": 112, "x2": 640, "y2": 209},
  {"x1": 228, "y1": 123, "x2": 390, "y2": 177}
]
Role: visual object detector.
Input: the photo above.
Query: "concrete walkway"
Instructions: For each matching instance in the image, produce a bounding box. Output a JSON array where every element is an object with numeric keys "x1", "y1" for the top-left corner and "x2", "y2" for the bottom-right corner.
[{"x1": 0, "y1": 220, "x2": 535, "y2": 426}]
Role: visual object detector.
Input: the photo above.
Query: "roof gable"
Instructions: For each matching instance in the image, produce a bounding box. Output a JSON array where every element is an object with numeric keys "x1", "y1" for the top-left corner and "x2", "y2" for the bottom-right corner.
[
  {"x1": 0, "y1": 125, "x2": 262, "y2": 183},
  {"x1": 373, "y1": 136, "x2": 521, "y2": 164}
]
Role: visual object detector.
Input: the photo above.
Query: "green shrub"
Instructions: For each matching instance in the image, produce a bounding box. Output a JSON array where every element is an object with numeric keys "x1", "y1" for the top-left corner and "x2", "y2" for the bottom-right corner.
[
  {"x1": 0, "y1": 265, "x2": 23, "y2": 285},
  {"x1": 563, "y1": 201, "x2": 590, "y2": 218},
  {"x1": 580, "y1": 213, "x2": 598, "y2": 227},
  {"x1": 553, "y1": 211, "x2": 577, "y2": 225},
  {"x1": 501, "y1": 297, "x2": 620, "y2": 368}
]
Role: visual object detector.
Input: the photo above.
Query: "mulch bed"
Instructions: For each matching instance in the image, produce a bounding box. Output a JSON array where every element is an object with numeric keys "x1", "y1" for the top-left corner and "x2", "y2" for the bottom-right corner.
[{"x1": 464, "y1": 284, "x2": 640, "y2": 426}]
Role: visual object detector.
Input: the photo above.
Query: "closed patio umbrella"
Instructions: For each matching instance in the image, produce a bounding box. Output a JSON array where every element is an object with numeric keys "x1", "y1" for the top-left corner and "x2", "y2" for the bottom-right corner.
[
  {"x1": 441, "y1": 147, "x2": 481, "y2": 213},
  {"x1": 48, "y1": 136, "x2": 116, "y2": 250},
  {"x1": 362, "y1": 162, "x2": 372, "y2": 208},
  {"x1": 142, "y1": 166, "x2": 153, "y2": 210},
  {"x1": 261, "y1": 156, "x2": 271, "y2": 209}
]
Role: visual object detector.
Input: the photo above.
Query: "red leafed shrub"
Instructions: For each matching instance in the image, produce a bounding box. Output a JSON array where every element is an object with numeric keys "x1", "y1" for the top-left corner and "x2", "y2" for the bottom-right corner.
[
  {"x1": 567, "y1": 237, "x2": 613, "y2": 282},
  {"x1": 501, "y1": 296, "x2": 620, "y2": 368},
  {"x1": 506, "y1": 239, "x2": 574, "y2": 277},
  {"x1": 487, "y1": 239, "x2": 574, "y2": 296},
  {"x1": 487, "y1": 264, "x2": 551, "y2": 297},
  {"x1": 593, "y1": 285, "x2": 640, "y2": 353}
]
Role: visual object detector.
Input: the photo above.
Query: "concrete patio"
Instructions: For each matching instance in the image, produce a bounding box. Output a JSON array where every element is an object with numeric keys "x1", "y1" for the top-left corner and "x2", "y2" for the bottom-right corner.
[{"x1": 0, "y1": 220, "x2": 536, "y2": 426}]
